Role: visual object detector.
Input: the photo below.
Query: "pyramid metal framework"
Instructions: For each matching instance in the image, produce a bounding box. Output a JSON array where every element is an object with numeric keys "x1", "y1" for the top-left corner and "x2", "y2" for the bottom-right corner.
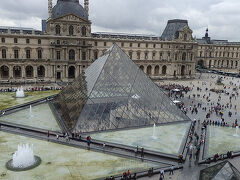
[
  {"x1": 199, "y1": 161, "x2": 240, "y2": 180},
  {"x1": 52, "y1": 44, "x2": 191, "y2": 133}
]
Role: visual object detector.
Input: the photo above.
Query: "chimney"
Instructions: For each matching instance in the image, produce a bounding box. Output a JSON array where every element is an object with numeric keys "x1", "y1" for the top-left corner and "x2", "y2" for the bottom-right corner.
[
  {"x1": 84, "y1": 0, "x2": 89, "y2": 16},
  {"x1": 48, "y1": 0, "x2": 52, "y2": 18}
]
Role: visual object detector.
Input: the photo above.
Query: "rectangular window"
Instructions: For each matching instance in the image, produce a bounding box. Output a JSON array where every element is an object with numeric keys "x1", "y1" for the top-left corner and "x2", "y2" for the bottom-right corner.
[
  {"x1": 38, "y1": 50, "x2": 42, "y2": 59},
  {"x1": 14, "y1": 50, "x2": 19, "y2": 59},
  {"x1": 94, "y1": 51, "x2": 98, "y2": 60},
  {"x1": 2, "y1": 49, "x2": 6, "y2": 59},
  {"x1": 129, "y1": 52, "x2": 132, "y2": 59},
  {"x1": 152, "y1": 52, "x2": 155, "y2": 60},
  {"x1": 137, "y1": 52, "x2": 140, "y2": 60},
  {"x1": 26, "y1": 50, "x2": 31, "y2": 59},
  {"x1": 1, "y1": 38, "x2": 5, "y2": 43},
  {"x1": 104, "y1": 42, "x2": 107, "y2": 46},
  {"x1": 38, "y1": 39, "x2": 41, "y2": 44},
  {"x1": 121, "y1": 42, "x2": 124, "y2": 47},
  {"x1": 153, "y1": 44, "x2": 156, "y2": 48},
  {"x1": 26, "y1": 38, "x2": 30, "y2": 44},
  {"x1": 82, "y1": 51, "x2": 86, "y2": 60},
  {"x1": 146, "y1": 43, "x2": 148, "y2": 48},
  {"x1": 95, "y1": 41, "x2": 98, "y2": 46},
  {"x1": 138, "y1": 43, "x2": 140, "y2": 48},
  {"x1": 130, "y1": 43, "x2": 132, "y2": 47},
  {"x1": 14, "y1": 38, "x2": 18, "y2": 43},
  {"x1": 145, "y1": 52, "x2": 148, "y2": 59},
  {"x1": 56, "y1": 51, "x2": 61, "y2": 60}
]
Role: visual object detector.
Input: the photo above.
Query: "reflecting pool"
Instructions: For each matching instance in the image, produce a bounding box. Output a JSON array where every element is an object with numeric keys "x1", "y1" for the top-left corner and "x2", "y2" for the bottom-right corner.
[
  {"x1": 0, "y1": 132, "x2": 161, "y2": 180},
  {"x1": 207, "y1": 126, "x2": 240, "y2": 157},
  {"x1": 0, "y1": 103, "x2": 61, "y2": 132},
  {"x1": 91, "y1": 122, "x2": 191, "y2": 155}
]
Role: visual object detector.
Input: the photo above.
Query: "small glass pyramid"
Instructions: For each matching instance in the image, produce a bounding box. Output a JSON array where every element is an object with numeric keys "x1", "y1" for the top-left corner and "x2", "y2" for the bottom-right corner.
[
  {"x1": 52, "y1": 44, "x2": 191, "y2": 133},
  {"x1": 200, "y1": 161, "x2": 240, "y2": 180}
]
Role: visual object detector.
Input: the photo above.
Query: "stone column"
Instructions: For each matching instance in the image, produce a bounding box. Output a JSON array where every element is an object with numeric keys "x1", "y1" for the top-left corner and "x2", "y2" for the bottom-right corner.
[
  {"x1": 22, "y1": 66, "x2": 25, "y2": 78},
  {"x1": 34, "y1": 66, "x2": 37, "y2": 78},
  {"x1": 9, "y1": 65, "x2": 13, "y2": 78},
  {"x1": 66, "y1": 65, "x2": 68, "y2": 78},
  {"x1": 151, "y1": 65, "x2": 155, "y2": 76}
]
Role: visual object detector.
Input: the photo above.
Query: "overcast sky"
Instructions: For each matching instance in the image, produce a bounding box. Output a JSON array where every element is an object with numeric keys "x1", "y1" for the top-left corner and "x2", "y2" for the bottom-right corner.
[{"x1": 0, "y1": 0, "x2": 240, "y2": 41}]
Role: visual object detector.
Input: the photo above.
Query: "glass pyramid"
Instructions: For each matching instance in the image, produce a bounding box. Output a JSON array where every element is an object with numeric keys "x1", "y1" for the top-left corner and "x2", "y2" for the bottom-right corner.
[
  {"x1": 52, "y1": 44, "x2": 191, "y2": 133},
  {"x1": 200, "y1": 161, "x2": 240, "y2": 180}
]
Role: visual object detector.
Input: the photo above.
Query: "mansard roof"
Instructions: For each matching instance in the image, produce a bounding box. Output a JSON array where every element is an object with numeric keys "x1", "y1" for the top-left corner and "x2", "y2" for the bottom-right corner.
[
  {"x1": 161, "y1": 19, "x2": 189, "y2": 41},
  {"x1": 52, "y1": 0, "x2": 88, "y2": 20}
]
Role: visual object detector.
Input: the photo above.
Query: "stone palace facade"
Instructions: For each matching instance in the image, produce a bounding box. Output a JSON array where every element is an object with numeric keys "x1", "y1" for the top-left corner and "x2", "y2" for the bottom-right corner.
[{"x1": 0, "y1": 0, "x2": 238, "y2": 84}]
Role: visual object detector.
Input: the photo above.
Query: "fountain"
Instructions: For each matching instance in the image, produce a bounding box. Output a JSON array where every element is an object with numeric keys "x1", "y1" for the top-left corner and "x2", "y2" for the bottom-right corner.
[
  {"x1": 29, "y1": 105, "x2": 33, "y2": 118},
  {"x1": 151, "y1": 124, "x2": 157, "y2": 140},
  {"x1": 6, "y1": 144, "x2": 41, "y2": 171},
  {"x1": 233, "y1": 126, "x2": 239, "y2": 137},
  {"x1": 16, "y1": 87, "x2": 25, "y2": 98}
]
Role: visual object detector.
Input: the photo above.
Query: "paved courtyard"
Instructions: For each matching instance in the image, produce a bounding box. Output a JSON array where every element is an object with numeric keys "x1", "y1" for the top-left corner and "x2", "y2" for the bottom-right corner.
[{"x1": 1, "y1": 72, "x2": 240, "y2": 180}]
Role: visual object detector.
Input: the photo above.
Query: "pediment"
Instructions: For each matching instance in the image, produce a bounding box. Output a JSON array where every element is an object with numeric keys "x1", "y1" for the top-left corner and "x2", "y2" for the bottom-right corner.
[
  {"x1": 53, "y1": 14, "x2": 90, "y2": 24},
  {"x1": 181, "y1": 26, "x2": 193, "y2": 33}
]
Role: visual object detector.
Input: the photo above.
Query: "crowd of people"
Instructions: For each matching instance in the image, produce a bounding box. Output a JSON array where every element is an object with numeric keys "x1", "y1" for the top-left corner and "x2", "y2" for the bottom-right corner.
[
  {"x1": 0, "y1": 86, "x2": 63, "y2": 92},
  {"x1": 160, "y1": 74, "x2": 240, "y2": 168}
]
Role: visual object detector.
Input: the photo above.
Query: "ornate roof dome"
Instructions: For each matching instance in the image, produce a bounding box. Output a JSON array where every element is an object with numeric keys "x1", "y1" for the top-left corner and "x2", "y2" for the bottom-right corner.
[{"x1": 52, "y1": 0, "x2": 88, "y2": 20}]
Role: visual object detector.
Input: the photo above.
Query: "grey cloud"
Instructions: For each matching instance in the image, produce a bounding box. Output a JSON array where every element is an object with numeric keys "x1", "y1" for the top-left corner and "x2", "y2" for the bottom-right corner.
[{"x1": 0, "y1": 0, "x2": 239, "y2": 41}]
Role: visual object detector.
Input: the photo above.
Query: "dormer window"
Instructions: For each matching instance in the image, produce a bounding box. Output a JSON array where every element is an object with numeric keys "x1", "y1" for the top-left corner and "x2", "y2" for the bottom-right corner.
[
  {"x1": 184, "y1": 34, "x2": 187, "y2": 41},
  {"x1": 82, "y1": 26, "x2": 86, "y2": 36},
  {"x1": 56, "y1": 25, "x2": 61, "y2": 35},
  {"x1": 69, "y1": 25, "x2": 74, "y2": 36}
]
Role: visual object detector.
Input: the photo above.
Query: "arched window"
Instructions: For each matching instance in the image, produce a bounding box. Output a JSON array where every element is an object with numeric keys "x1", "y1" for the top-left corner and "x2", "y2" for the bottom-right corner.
[
  {"x1": 69, "y1": 25, "x2": 74, "y2": 35},
  {"x1": 13, "y1": 66, "x2": 21, "y2": 78},
  {"x1": 139, "y1": 65, "x2": 144, "y2": 72},
  {"x1": 56, "y1": 25, "x2": 61, "y2": 35},
  {"x1": 162, "y1": 65, "x2": 167, "y2": 75},
  {"x1": 184, "y1": 34, "x2": 187, "y2": 41},
  {"x1": 82, "y1": 26, "x2": 86, "y2": 36},
  {"x1": 68, "y1": 66, "x2": 75, "y2": 78},
  {"x1": 37, "y1": 65, "x2": 45, "y2": 78},
  {"x1": 181, "y1": 65, "x2": 185, "y2": 76},
  {"x1": 182, "y1": 52, "x2": 186, "y2": 61},
  {"x1": 2, "y1": 49, "x2": 6, "y2": 59},
  {"x1": 69, "y1": 49, "x2": 75, "y2": 60},
  {"x1": 154, "y1": 65, "x2": 160, "y2": 75},
  {"x1": 26, "y1": 65, "x2": 33, "y2": 78},
  {"x1": 147, "y1": 65, "x2": 152, "y2": 75},
  {"x1": 0, "y1": 65, "x2": 9, "y2": 78}
]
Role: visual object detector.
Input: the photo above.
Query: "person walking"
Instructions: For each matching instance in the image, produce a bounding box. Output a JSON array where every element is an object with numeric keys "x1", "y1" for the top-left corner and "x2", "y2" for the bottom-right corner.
[
  {"x1": 141, "y1": 147, "x2": 144, "y2": 158},
  {"x1": 160, "y1": 169, "x2": 165, "y2": 178},
  {"x1": 169, "y1": 165, "x2": 174, "y2": 175},
  {"x1": 87, "y1": 136, "x2": 91, "y2": 150},
  {"x1": 103, "y1": 143, "x2": 106, "y2": 152}
]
